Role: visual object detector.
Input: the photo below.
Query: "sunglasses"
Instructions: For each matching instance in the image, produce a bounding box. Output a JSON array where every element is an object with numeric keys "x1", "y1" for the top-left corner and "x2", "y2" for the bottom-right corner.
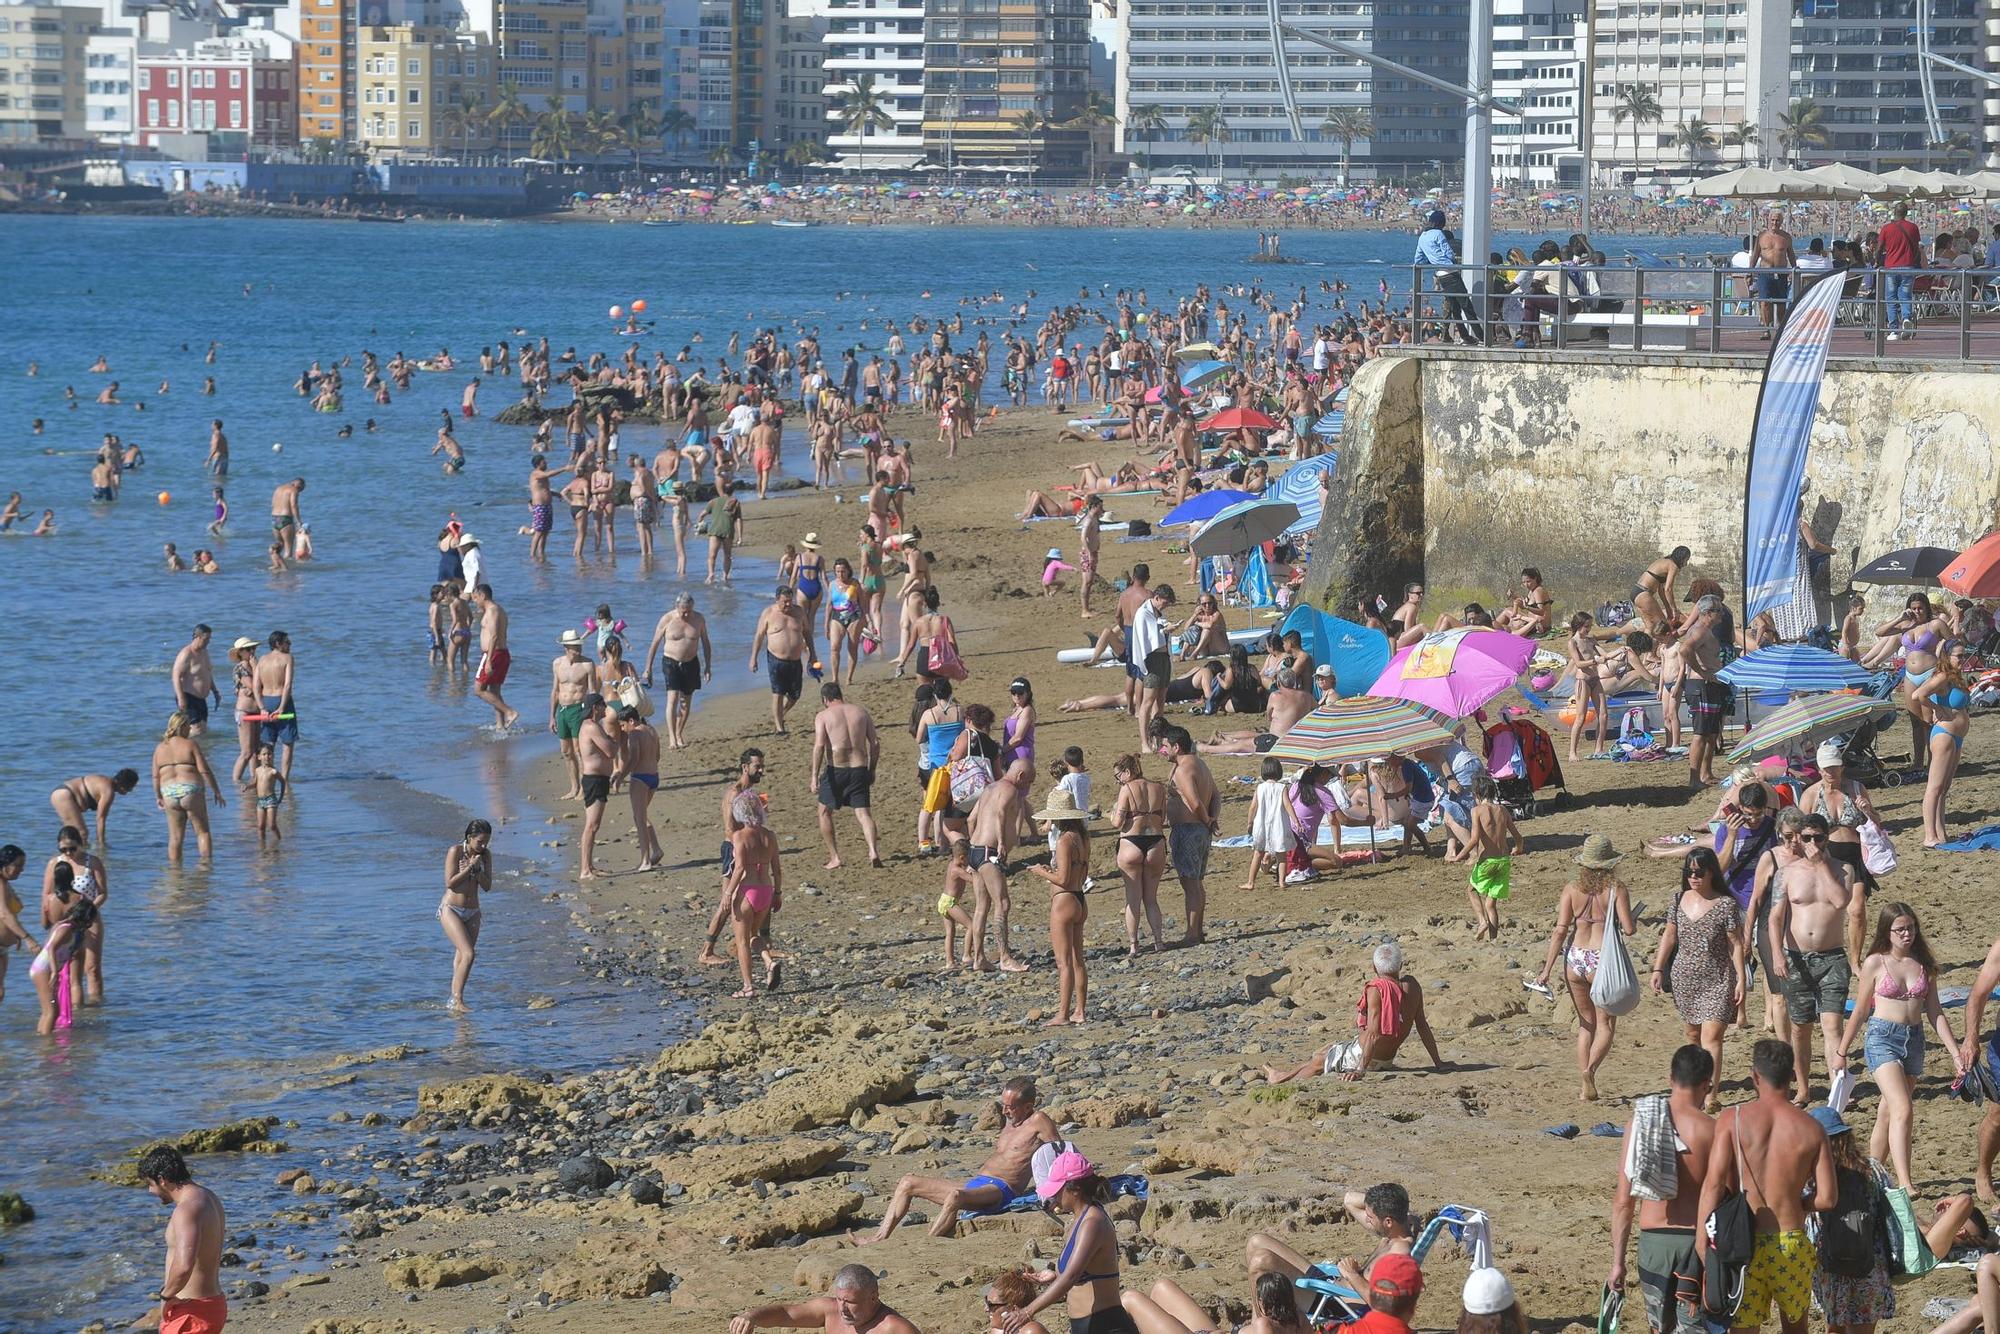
[{"x1": 1797, "y1": 832, "x2": 1824, "y2": 843}]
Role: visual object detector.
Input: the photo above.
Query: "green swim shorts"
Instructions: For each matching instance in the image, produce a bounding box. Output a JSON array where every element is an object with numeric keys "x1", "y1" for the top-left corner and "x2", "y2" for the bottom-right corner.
[
  {"x1": 555, "y1": 702, "x2": 586, "y2": 740},
  {"x1": 1469, "y1": 855, "x2": 1512, "y2": 901}
]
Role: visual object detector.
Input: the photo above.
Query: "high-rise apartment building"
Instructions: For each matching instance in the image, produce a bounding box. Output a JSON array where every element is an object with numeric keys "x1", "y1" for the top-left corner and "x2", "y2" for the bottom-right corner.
[
  {"x1": 296, "y1": 0, "x2": 347, "y2": 141},
  {"x1": 136, "y1": 30, "x2": 294, "y2": 146},
  {"x1": 1585, "y1": 0, "x2": 1787, "y2": 179},
  {"x1": 1790, "y1": 0, "x2": 1986, "y2": 170},
  {"x1": 761, "y1": 0, "x2": 823, "y2": 157},
  {"x1": 0, "y1": 1, "x2": 101, "y2": 142},
  {"x1": 921, "y1": 0, "x2": 1090, "y2": 174},
  {"x1": 822, "y1": 0, "x2": 923, "y2": 167},
  {"x1": 83, "y1": 26, "x2": 134, "y2": 141},
  {"x1": 355, "y1": 22, "x2": 493, "y2": 156},
  {"x1": 1114, "y1": 0, "x2": 1466, "y2": 177},
  {"x1": 1489, "y1": 0, "x2": 1582, "y2": 183}
]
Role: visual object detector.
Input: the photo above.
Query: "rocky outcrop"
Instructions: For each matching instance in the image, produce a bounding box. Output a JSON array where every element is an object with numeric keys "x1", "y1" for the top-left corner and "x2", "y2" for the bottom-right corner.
[
  {"x1": 0, "y1": 1192, "x2": 32, "y2": 1226},
  {"x1": 667, "y1": 1182, "x2": 864, "y2": 1250},
  {"x1": 691, "y1": 1062, "x2": 919, "y2": 1137},
  {"x1": 415, "y1": 1073, "x2": 549, "y2": 1121},
  {"x1": 95, "y1": 1119, "x2": 286, "y2": 1185},
  {"x1": 1302, "y1": 355, "x2": 1423, "y2": 613},
  {"x1": 382, "y1": 1251, "x2": 515, "y2": 1290},
  {"x1": 538, "y1": 1238, "x2": 677, "y2": 1300},
  {"x1": 653, "y1": 1136, "x2": 843, "y2": 1191}
]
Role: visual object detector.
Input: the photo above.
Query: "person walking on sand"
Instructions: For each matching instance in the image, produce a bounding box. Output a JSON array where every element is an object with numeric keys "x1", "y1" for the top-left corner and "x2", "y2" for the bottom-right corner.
[
  {"x1": 1532, "y1": 833, "x2": 1637, "y2": 1103},
  {"x1": 1608, "y1": 1044, "x2": 1717, "y2": 1334},
  {"x1": 724, "y1": 790, "x2": 783, "y2": 997},
  {"x1": 1111, "y1": 752, "x2": 1170, "y2": 956},
  {"x1": 575, "y1": 693, "x2": 620, "y2": 881},
  {"x1": 1031, "y1": 787, "x2": 1092, "y2": 1026},
  {"x1": 965, "y1": 760, "x2": 1033, "y2": 974},
  {"x1": 549, "y1": 629, "x2": 595, "y2": 799},
  {"x1": 643, "y1": 592, "x2": 712, "y2": 751},
  {"x1": 616, "y1": 705, "x2": 665, "y2": 872},
  {"x1": 137, "y1": 1146, "x2": 227, "y2": 1334},
  {"x1": 1651, "y1": 848, "x2": 1746, "y2": 1111},
  {"x1": 853, "y1": 1076, "x2": 1060, "y2": 1244},
  {"x1": 809, "y1": 682, "x2": 882, "y2": 869},
  {"x1": 1694, "y1": 1039, "x2": 1837, "y2": 1334},
  {"x1": 438, "y1": 819, "x2": 491, "y2": 1012},
  {"x1": 1164, "y1": 727, "x2": 1219, "y2": 947},
  {"x1": 748, "y1": 584, "x2": 809, "y2": 736},
  {"x1": 1768, "y1": 810, "x2": 1864, "y2": 1106},
  {"x1": 469, "y1": 584, "x2": 519, "y2": 729},
  {"x1": 1463, "y1": 775, "x2": 1524, "y2": 941}
]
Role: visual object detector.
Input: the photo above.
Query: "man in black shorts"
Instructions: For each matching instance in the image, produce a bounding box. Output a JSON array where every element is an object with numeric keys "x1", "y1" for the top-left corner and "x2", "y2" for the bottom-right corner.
[
  {"x1": 810, "y1": 682, "x2": 882, "y2": 869},
  {"x1": 748, "y1": 584, "x2": 809, "y2": 736},
  {"x1": 1681, "y1": 596, "x2": 1726, "y2": 789},
  {"x1": 575, "y1": 693, "x2": 620, "y2": 880},
  {"x1": 643, "y1": 591, "x2": 712, "y2": 751}
]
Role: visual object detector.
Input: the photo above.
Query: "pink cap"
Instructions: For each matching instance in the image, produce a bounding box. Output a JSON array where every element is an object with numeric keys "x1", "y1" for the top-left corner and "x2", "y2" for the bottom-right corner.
[{"x1": 1038, "y1": 1149, "x2": 1095, "y2": 1199}]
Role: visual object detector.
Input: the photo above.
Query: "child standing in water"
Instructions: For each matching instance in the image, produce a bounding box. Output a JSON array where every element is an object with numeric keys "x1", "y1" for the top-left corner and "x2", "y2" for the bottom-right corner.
[
  {"x1": 438, "y1": 819, "x2": 492, "y2": 1012},
  {"x1": 253, "y1": 745, "x2": 284, "y2": 844}
]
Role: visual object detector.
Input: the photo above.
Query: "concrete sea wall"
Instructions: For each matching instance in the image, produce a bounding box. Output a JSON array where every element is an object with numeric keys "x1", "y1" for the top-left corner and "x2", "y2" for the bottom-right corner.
[{"x1": 1305, "y1": 348, "x2": 2000, "y2": 617}]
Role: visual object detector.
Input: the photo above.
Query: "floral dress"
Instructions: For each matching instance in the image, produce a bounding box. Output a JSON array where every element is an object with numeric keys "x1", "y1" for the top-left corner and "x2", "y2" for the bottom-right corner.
[{"x1": 1669, "y1": 890, "x2": 1742, "y2": 1026}]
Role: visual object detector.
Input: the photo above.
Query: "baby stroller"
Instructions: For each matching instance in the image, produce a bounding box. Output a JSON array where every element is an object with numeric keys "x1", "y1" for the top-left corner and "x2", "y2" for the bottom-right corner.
[
  {"x1": 1832, "y1": 714, "x2": 1906, "y2": 789},
  {"x1": 1483, "y1": 713, "x2": 1569, "y2": 817}
]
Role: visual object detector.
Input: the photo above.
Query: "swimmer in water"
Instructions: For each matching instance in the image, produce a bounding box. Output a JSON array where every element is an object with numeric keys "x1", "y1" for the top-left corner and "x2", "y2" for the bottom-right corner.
[{"x1": 439, "y1": 819, "x2": 492, "y2": 1011}]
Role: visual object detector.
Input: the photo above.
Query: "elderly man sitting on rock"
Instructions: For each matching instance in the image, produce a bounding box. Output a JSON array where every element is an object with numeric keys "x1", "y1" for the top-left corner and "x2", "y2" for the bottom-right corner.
[
  {"x1": 1259, "y1": 942, "x2": 1445, "y2": 1085},
  {"x1": 731, "y1": 1263, "x2": 920, "y2": 1334},
  {"x1": 850, "y1": 1076, "x2": 1059, "y2": 1244}
]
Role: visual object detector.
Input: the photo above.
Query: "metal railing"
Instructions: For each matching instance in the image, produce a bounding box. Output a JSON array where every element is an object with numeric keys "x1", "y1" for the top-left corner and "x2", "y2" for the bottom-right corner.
[{"x1": 1409, "y1": 261, "x2": 2000, "y2": 362}]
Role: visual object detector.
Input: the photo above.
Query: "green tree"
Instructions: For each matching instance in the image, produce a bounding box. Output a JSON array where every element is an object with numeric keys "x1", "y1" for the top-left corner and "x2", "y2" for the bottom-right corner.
[
  {"x1": 583, "y1": 108, "x2": 624, "y2": 160},
  {"x1": 486, "y1": 81, "x2": 531, "y2": 154},
  {"x1": 1776, "y1": 96, "x2": 1828, "y2": 165},
  {"x1": 783, "y1": 138, "x2": 828, "y2": 176},
  {"x1": 708, "y1": 142, "x2": 737, "y2": 185},
  {"x1": 660, "y1": 107, "x2": 697, "y2": 160},
  {"x1": 621, "y1": 106, "x2": 661, "y2": 167},
  {"x1": 530, "y1": 97, "x2": 576, "y2": 161},
  {"x1": 1673, "y1": 115, "x2": 1715, "y2": 168},
  {"x1": 1125, "y1": 102, "x2": 1165, "y2": 172},
  {"x1": 835, "y1": 72, "x2": 894, "y2": 172},
  {"x1": 439, "y1": 88, "x2": 485, "y2": 162},
  {"x1": 1610, "y1": 83, "x2": 1662, "y2": 176},
  {"x1": 1319, "y1": 107, "x2": 1373, "y2": 183},
  {"x1": 1186, "y1": 103, "x2": 1229, "y2": 176},
  {"x1": 1063, "y1": 89, "x2": 1117, "y2": 183},
  {"x1": 1724, "y1": 120, "x2": 1759, "y2": 168}
]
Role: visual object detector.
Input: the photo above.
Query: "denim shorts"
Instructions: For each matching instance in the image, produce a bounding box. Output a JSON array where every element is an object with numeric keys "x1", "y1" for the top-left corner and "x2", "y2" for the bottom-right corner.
[{"x1": 1864, "y1": 1017, "x2": 1925, "y2": 1078}]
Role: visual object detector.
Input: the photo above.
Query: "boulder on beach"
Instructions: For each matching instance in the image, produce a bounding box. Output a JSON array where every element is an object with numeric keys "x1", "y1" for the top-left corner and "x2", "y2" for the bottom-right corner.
[
  {"x1": 382, "y1": 1250, "x2": 515, "y2": 1290},
  {"x1": 653, "y1": 1136, "x2": 843, "y2": 1192},
  {"x1": 93, "y1": 1119, "x2": 286, "y2": 1186},
  {"x1": 539, "y1": 1236, "x2": 677, "y2": 1300},
  {"x1": 416, "y1": 1072, "x2": 549, "y2": 1121},
  {"x1": 690, "y1": 1061, "x2": 919, "y2": 1138},
  {"x1": 0, "y1": 1191, "x2": 32, "y2": 1226},
  {"x1": 667, "y1": 1181, "x2": 864, "y2": 1251}
]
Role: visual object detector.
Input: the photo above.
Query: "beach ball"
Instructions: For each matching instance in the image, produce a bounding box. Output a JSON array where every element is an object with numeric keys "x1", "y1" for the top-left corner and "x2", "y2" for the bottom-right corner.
[
  {"x1": 609, "y1": 305, "x2": 624, "y2": 320},
  {"x1": 272, "y1": 442, "x2": 284, "y2": 452},
  {"x1": 631, "y1": 299, "x2": 648, "y2": 313},
  {"x1": 157, "y1": 491, "x2": 171, "y2": 505}
]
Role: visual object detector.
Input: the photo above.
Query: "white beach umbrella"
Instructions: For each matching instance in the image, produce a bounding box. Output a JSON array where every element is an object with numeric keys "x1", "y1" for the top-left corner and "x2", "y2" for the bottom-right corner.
[{"x1": 1675, "y1": 167, "x2": 1857, "y2": 200}]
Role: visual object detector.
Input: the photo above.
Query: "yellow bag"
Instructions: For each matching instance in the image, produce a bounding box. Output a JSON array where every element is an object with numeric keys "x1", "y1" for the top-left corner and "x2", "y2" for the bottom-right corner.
[{"x1": 922, "y1": 766, "x2": 952, "y2": 814}]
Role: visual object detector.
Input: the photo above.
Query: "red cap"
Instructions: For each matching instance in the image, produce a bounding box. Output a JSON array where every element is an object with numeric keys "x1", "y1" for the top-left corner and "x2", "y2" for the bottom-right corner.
[{"x1": 1368, "y1": 1254, "x2": 1424, "y2": 1299}]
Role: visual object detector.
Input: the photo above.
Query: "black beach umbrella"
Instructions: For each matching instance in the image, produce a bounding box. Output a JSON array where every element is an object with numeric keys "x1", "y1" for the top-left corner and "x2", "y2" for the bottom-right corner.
[{"x1": 1852, "y1": 546, "x2": 1955, "y2": 587}]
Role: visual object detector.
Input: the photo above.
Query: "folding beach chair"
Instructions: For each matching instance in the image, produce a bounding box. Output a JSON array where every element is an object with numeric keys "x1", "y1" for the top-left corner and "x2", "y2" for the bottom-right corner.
[{"x1": 1294, "y1": 1203, "x2": 1492, "y2": 1323}]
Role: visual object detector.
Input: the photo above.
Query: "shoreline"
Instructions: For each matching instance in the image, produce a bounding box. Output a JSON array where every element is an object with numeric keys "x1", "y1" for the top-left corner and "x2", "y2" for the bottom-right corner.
[{"x1": 204, "y1": 400, "x2": 2000, "y2": 1332}]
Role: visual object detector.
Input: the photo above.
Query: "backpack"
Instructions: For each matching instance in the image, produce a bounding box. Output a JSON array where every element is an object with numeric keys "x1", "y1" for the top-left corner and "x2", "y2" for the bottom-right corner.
[
  {"x1": 1814, "y1": 1166, "x2": 1883, "y2": 1278},
  {"x1": 948, "y1": 754, "x2": 993, "y2": 806}
]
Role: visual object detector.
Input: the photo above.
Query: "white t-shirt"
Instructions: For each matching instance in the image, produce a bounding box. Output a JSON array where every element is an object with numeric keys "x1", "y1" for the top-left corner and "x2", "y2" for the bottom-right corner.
[
  {"x1": 1048, "y1": 770, "x2": 1093, "y2": 851},
  {"x1": 725, "y1": 403, "x2": 757, "y2": 438}
]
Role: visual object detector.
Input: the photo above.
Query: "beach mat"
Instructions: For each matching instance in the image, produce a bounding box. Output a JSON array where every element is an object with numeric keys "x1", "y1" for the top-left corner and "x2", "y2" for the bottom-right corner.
[
  {"x1": 958, "y1": 1173, "x2": 1148, "y2": 1221},
  {"x1": 1215, "y1": 824, "x2": 1409, "y2": 850},
  {"x1": 1937, "y1": 824, "x2": 2000, "y2": 852}
]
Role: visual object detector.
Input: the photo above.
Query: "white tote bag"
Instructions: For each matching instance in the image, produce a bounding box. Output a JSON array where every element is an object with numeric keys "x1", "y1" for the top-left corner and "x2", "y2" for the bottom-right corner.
[
  {"x1": 1860, "y1": 820, "x2": 1898, "y2": 877},
  {"x1": 1591, "y1": 914, "x2": 1642, "y2": 1016}
]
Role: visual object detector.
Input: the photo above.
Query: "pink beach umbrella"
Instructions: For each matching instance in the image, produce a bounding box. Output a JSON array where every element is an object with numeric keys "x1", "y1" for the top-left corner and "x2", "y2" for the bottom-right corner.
[{"x1": 1366, "y1": 627, "x2": 1535, "y2": 719}]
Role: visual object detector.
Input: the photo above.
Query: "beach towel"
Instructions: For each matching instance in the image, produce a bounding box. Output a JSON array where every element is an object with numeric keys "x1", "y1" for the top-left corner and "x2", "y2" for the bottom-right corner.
[
  {"x1": 960, "y1": 1174, "x2": 1149, "y2": 1221},
  {"x1": 1935, "y1": 823, "x2": 2000, "y2": 852},
  {"x1": 1215, "y1": 823, "x2": 1408, "y2": 850},
  {"x1": 1623, "y1": 1094, "x2": 1678, "y2": 1201},
  {"x1": 1239, "y1": 549, "x2": 1275, "y2": 608}
]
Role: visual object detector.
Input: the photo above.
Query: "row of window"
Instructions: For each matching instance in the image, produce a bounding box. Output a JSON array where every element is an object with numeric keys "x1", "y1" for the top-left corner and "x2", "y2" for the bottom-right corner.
[
  {"x1": 362, "y1": 115, "x2": 424, "y2": 137},
  {"x1": 143, "y1": 97, "x2": 245, "y2": 129},
  {"x1": 361, "y1": 85, "x2": 424, "y2": 103},
  {"x1": 0, "y1": 17, "x2": 93, "y2": 33}
]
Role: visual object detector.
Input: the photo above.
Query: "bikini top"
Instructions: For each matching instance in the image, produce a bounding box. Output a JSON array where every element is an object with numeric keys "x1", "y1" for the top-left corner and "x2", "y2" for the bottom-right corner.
[
  {"x1": 1877, "y1": 965, "x2": 1930, "y2": 1001},
  {"x1": 1940, "y1": 685, "x2": 1971, "y2": 710},
  {"x1": 1058, "y1": 1205, "x2": 1118, "y2": 1283},
  {"x1": 1903, "y1": 625, "x2": 1941, "y2": 653}
]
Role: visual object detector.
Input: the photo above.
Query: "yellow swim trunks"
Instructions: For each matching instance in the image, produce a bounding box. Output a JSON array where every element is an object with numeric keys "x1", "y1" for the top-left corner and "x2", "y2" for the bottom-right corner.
[
  {"x1": 1469, "y1": 856, "x2": 1512, "y2": 901},
  {"x1": 1734, "y1": 1228, "x2": 1814, "y2": 1329},
  {"x1": 936, "y1": 893, "x2": 958, "y2": 918}
]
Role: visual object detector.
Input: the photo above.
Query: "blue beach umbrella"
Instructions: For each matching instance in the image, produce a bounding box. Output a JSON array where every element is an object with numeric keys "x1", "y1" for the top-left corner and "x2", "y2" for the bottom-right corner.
[
  {"x1": 1179, "y1": 359, "x2": 1232, "y2": 391},
  {"x1": 1716, "y1": 645, "x2": 1870, "y2": 695},
  {"x1": 1161, "y1": 488, "x2": 1256, "y2": 527},
  {"x1": 1280, "y1": 605, "x2": 1392, "y2": 698}
]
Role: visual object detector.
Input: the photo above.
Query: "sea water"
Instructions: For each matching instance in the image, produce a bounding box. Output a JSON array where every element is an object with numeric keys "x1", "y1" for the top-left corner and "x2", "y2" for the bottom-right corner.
[{"x1": 0, "y1": 215, "x2": 1691, "y2": 1328}]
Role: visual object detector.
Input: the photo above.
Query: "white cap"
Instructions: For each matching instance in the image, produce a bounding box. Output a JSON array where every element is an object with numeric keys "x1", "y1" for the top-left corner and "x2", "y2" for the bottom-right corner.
[
  {"x1": 1462, "y1": 1268, "x2": 1516, "y2": 1316},
  {"x1": 1817, "y1": 741, "x2": 1845, "y2": 769}
]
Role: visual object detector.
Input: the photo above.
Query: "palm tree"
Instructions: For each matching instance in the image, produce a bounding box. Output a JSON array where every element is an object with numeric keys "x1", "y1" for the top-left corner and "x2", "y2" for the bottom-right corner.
[
  {"x1": 1063, "y1": 89, "x2": 1117, "y2": 183},
  {"x1": 783, "y1": 138, "x2": 828, "y2": 178},
  {"x1": 835, "y1": 72, "x2": 894, "y2": 172},
  {"x1": 1185, "y1": 104, "x2": 1229, "y2": 177},
  {"x1": 1776, "y1": 97, "x2": 1828, "y2": 165},
  {"x1": 1673, "y1": 115, "x2": 1716, "y2": 169},
  {"x1": 486, "y1": 81, "x2": 531, "y2": 156},
  {"x1": 1724, "y1": 120, "x2": 1760, "y2": 168},
  {"x1": 1126, "y1": 102, "x2": 1165, "y2": 171},
  {"x1": 621, "y1": 106, "x2": 661, "y2": 168},
  {"x1": 707, "y1": 143, "x2": 736, "y2": 186},
  {"x1": 440, "y1": 88, "x2": 485, "y2": 163},
  {"x1": 660, "y1": 108, "x2": 697, "y2": 162},
  {"x1": 1319, "y1": 107, "x2": 1373, "y2": 183},
  {"x1": 1939, "y1": 129, "x2": 1976, "y2": 170},
  {"x1": 1610, "y1": 83, "x2": 1662, "y2": 177},
  {"x1": 530, "y1": 97, "x2": 575, "y2": 162},
  {"x1": 582, "y1": 108, "x2": 623, "y2": 162}
]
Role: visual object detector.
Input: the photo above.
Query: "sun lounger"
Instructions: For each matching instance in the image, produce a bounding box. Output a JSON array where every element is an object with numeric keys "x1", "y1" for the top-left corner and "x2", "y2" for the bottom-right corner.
[{"x1": 1294, "y1": 1204, "x2": 1491, "y2": 1322}]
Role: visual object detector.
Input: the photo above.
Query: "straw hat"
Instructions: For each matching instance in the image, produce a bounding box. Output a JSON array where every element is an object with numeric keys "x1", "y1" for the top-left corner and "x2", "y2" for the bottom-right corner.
[
  {"x1": 801, "y1": 532, "x2": 821, "y2": 549},
  {"x1": 1574, "y1": 834, "x2": 1625, "y2": 869},
  {"x1": 559, "y1": 629, "x2": 585, "y2": 647},
  {"x1": 1032, "y1": 789, "x2": 1088, "y2": 823},
  {"x1": 230, "y1": 636, "x2": 259, "y2": 652}
]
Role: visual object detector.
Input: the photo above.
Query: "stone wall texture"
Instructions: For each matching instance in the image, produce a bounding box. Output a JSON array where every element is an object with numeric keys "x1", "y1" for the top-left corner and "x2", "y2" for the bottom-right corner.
[{"x1": 1306, "y1": 350, "x2": 2000, "y2": 613}]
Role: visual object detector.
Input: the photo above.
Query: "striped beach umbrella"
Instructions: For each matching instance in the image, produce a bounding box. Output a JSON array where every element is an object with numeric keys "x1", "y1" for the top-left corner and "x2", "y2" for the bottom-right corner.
[
  {"x1": 1726, "y1": 693, "x2": 1901, "y2": 762},
  {"x1": 1716, "y1": 645, "x2": 1871, "y2": 694},
  {"x1": 1266, "y1": 696, "x2": 1456, "y2": 766}
]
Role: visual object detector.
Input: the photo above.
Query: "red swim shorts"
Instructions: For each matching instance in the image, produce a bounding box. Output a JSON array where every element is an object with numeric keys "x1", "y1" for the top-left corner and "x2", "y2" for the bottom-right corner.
[
  {"x1": 477, "y1": 648, "x2": 511, "y2": 688},
  {"x1": 162, "y1": 1295, "x2": 228, "y2": 1334}
]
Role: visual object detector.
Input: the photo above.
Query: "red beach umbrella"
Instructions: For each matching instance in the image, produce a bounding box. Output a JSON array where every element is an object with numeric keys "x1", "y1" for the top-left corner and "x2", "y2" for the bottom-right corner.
[
  {"x1": 1196, "y1": 407, "x2": 1278, "y2": 433},
  {"x1": 1942, "y1": 532, "x2": 2000, "y2": 597}
]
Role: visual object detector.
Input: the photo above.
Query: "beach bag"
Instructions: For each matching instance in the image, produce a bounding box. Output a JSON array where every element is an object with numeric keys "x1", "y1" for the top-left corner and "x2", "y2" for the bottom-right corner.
[
  {"x1": 921, "y1": 766, "x2": 953, "y2": 815},
  {"x1": 1861, "y1": 819, "x2": 1898, "y2": 877},
  {"x1": 1619, "y1": 707, "x2": 1650, "y2": 745},
  {"x1": 1882, "y1": 1180, "x2": 1939, "y2": 1277},
  {"x1": 615, "y1": 675, "x2": 655, "y2": 720},
  {"x1": 1701, "y1": 1110, "x2": 1755, "y2": 1322},
  {"x1": 1591, "y1": 914, "x2": 1641, "y2": 1017},
  {"x1": 948, "y1": 754, "x2": 994, "y2": 807},
  {"x1": 927, "y1": 616, "x2": 969, "y2": 681},
  {"x1": 1814, "y1": 1166, "x2": 1883, "y2": 1278}
]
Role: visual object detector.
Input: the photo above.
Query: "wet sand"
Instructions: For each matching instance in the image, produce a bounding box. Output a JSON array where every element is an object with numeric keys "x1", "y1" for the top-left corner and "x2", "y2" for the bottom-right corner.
[{"x1": 225, "y1": 404, "x2": 2000, "y2": 1333}]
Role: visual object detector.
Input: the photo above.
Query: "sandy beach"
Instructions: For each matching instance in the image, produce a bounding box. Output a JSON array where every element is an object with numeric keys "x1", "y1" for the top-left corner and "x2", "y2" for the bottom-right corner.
[{"x1": 172, "y1": 403, "x2": 2000, "y2": 1334}]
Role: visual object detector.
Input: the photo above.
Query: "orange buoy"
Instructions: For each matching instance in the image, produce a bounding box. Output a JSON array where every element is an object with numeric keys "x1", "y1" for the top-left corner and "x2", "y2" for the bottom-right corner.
[{"x1": 157, "y1": 491, "x2": 171, "y2": 505}]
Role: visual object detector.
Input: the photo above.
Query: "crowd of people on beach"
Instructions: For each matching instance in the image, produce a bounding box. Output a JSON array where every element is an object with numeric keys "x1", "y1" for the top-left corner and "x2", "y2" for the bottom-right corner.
[{"x1": 17, "y1": 201, "x2": 2000, "y2": 1334}]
